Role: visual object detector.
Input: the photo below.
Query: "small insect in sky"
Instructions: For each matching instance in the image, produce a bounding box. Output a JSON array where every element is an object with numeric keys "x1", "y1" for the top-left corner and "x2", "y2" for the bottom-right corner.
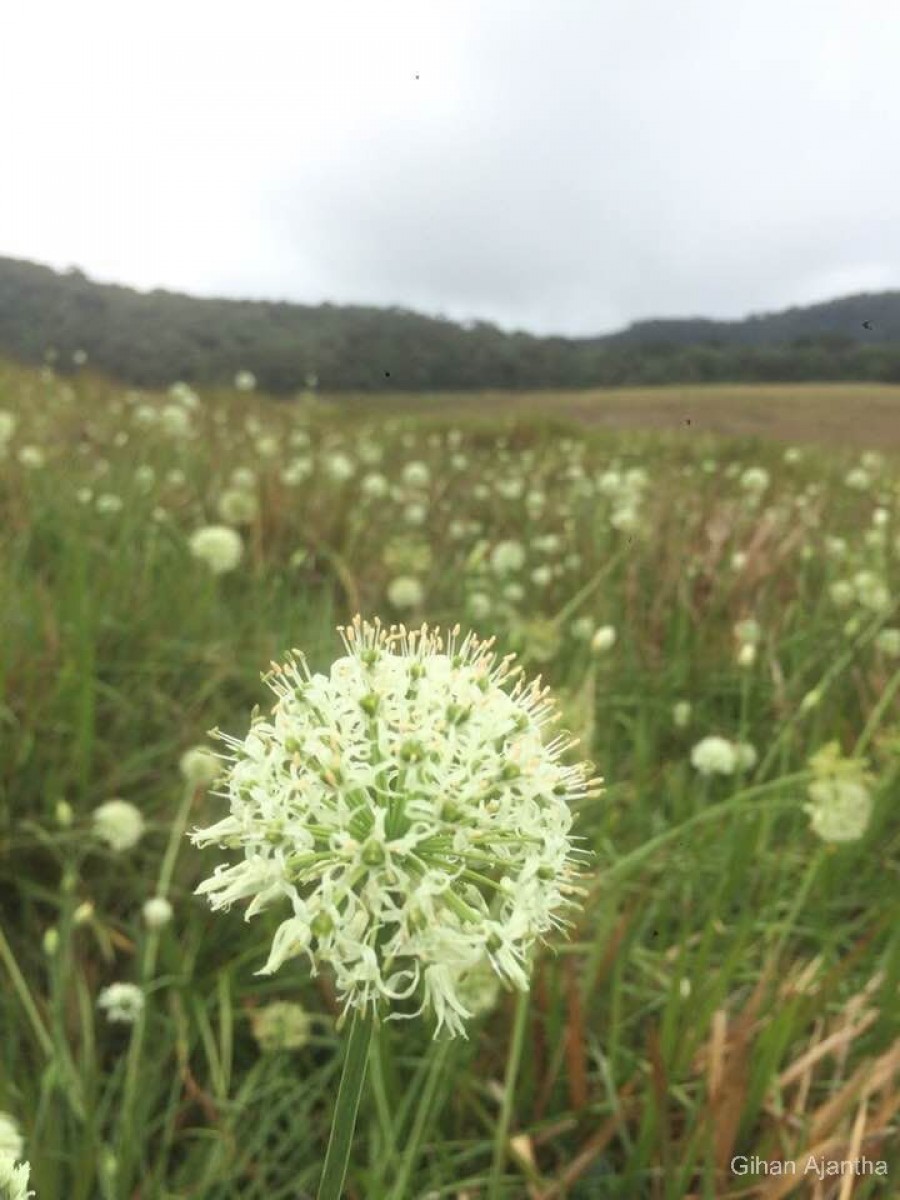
[{"x1": 862, "y1": 320, "x2": 874, "y2": 330}]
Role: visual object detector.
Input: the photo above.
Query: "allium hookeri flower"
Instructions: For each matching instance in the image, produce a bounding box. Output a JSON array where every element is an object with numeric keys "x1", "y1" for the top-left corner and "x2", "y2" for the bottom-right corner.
[
  {"x1": 190, "y1": 619, "x2": 598, "y2": 1037},
  {"x1": 401, "y1": 461, "x2": 430, "y2": 489},
  {"x1": 217, "y1": 488, "x2": 258, "y2": 526},
  {"x1": 97, "y1": 982, "x2": 145, "y2": 1024},
  {"x1": 179, "y1": 745, "x2": 222, "y2": 787},
  {"x1": 188, "y1": 526, "x2": 244, "y2": 575},
  {"x1": 361, "y1": 472, "x2": 390, "y2": 499},
  {"x1": 736, "y1": 643, "x2": 756, "y2": 668},
  {"x1": 92, "y1": 799, "x2": 145, "y2": 852},
  {"x1": 250, "y1": 1001, "x2": 312, "y2": 1052},
  {"x1": 490, "y1": 540, "x2": 526, "y2": 575},
  {"x1": 324, "y1": 452, "x2": 355, "y2": 483},
  {"x1": 159, "y1": 404, "x2": 193, "y2": 438},
  {"x1": 142, "y1": 896, "x2": 173, "y2": 929},
  {"x1": 230, "y1": 466, "x2": 257, "y2": 491},
  {"x1": 739, "y1": 467, "x2": 770, "y2": 496},
  {"x1": 95, "y1": 493, "x2": 123, "y2": 515},
  {"x1": 690, "y1": 736, "x2": 737, "y2": 776},
  {"x1": 387, "y1": 576, "x2": 424, "y2": 610},
  {"x1": 17, "y1": 447, "x2": 45, "y2": 470},
  {"x1": 0, "y1": 1154, "x2": 33, "y2": 1200},
  {"x1": 672, "y1": 701, "x2": 692, "y2": 729},
  {"x1": 803, "y1": 743, "x2": 874, "y2": 843},
  {"x1": 590, "y1": 625, "x2": 616, "y2": 654},
  {"x1": 875, "y1": 627, "x2": 900, "y2": 658},
  {"x1": 0, "y1": 1116, "x2": 23, "y2": 1163}
]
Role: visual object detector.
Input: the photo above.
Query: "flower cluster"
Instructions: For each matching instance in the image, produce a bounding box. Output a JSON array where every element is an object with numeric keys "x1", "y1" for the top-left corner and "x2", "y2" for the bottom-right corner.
[
  {"x1": 0, "y1": 1155, "x2": 33, "y2": 1200},
  {"x1": 0, "y1": 1114, "x2": 31, "y2": 1200},
  {"x1": 803, "y1": 742, "x2": 874, "y2": 843},
  {"x1": 188, "y1": 525, "x2": 244, "y2": 574},
  {"x1": 690, "y1": 735, "x2": 757, "y2": 777},
  {"x1": 249, "y1": 1001, "x2": 312, "y2": 1052},
  {"x1": 190, "y1": 618, "x2": 598, "y2": 1036},
  {"x1": 92, "y1": 799, "x2": 145, "y2": 852},
  {"x1": 97, "y1": 982, "x2": 145, "y2": 1024}
]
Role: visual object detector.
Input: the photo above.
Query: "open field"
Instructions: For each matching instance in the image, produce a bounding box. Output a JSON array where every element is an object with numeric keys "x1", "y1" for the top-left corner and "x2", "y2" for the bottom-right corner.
[
  {"x1": 345, "y1": 383, "x2": 900, "y2": 452},
  {"x1": 1, "y1": 362, "x2": 899, "y2": 1198}
]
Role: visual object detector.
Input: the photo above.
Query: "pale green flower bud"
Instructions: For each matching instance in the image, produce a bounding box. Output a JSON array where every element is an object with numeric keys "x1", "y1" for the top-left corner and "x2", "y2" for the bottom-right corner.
[
  {"x1": 142, "y1": 896, "x2": 173, "y2": 930},
  {"x1": 590, "y1": 625, "x2": 616, "y2": 654},
  {"x1": 92, "y1": 799, "x2": 145, "y2": 852},
  {"x1": 179, "y1": 746, "x2": 221, "y2": 788},
  {"x1": 250, "y1": 1001, "x2": 312, "y2": 1052}
]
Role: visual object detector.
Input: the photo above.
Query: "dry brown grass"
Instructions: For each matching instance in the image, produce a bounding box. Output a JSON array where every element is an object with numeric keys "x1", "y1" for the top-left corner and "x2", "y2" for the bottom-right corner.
[{"x1": 351, "y1": 383, "x2": 900, "y2": 450}]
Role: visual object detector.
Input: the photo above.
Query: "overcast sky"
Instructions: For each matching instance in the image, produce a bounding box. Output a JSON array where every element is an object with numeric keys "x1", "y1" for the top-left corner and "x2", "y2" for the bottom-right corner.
[{"x1": 3, "y1": 1, "x2": 899, "y2": 336}]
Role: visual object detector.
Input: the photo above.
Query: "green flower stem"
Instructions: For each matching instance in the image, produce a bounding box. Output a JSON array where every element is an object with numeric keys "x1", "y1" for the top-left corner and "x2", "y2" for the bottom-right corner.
[
  {"x1": 488, "y1": 987, "x2": 530, "y2": 1200},
  {"x1": 117, "y1": 781, "x2": 197, "y2": 1187},
  {"x1": 388, "y1": 1038, "x2": 452, "y2": 1200},
  {"x1": 550, "y1": 549, "x2": 627, "y2": 628},
  {"x1": 770, "y1": 849, "x2": 825, "y2": 962},
  {"x1": 756, "y1": 605, "x2": 899, "y2": 780},
  {"x1": 0, "y1": 919, "x2": 53, "y2": 1058},
  {"x1": 318, "y1": 1009, "x2": 375, "y2": 1200}
]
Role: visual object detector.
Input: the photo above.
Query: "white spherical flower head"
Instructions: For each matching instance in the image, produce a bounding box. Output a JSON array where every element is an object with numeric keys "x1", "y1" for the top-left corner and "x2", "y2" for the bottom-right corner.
[
  {"x1": 734, "y1": 742, "x2": 757, "y2": 772},
  {"x1": 803, "y1": 743, "x2": 874, "y2": 844},
  {"x1": 387, "y1": 576, "x2": 424, "y2": 610},
  {"x1": 361, "y1": 472, "x2": 390, "y2": 499},
  {"x1": 189, "y1": 526, "x2": 244, "y2": 575},
  {"x1": 235, "y1": 370, "x2": 257, "y2": 392},
  {"x1": 739, "y1": 467, "x2": 770, "y2": 496},
  {"x1": 401, "y1": 461, "x2": 431, "y2": 489},
  {"x1": 590, "y1": 626, "x2": 616, "y2": 654},
  {"x1": 736, "y1": 642, "x2": 757, "y2": 668},
  {"x1": 142, "y1": 896, "x2": 173, "y2": 929},
  {"x1": 0, "y1": 1115, "x2": 23, "y2": 1162},
  {"x1": 672, "y1": 701, "x2": 692, "y2": 729},
  {"x1": 324, "y1": 451, "x2": 355, "y2": 483},
  {"x1": 690, "y1": 736, "x2": 737, "y2": 776},
  {"x1": 17, "y1": 446, "x2": 45, "y2": 470},
  {"x1": 230, "y1": 466, "x2": 257, "y2": 491},
  {"x1": 875, "y1": 628, "x2": 900, "y2": 658},
  {"x1": 250, "y1": 1001, "x2": 312, "y2": 1052},
  {"x1": 489, "y1": 540, "x2": 526, "y2": 575},
  {"x1": 217, "y1": 488, "x2": 259, "y2": 526},
  {"x1": 179, "y1": 745, "x2": 222, "y2": 787},
  {"x1": 98, "y1": 982, "x2": 145, "y2": 1024},
  {"x1": 804, "y1": 779, "x2": 872, "y2": 843},
  {"x1": 159, "y1": 404, "x2": 193, "y2": 438},
  {"x1": 0, "y1": 1154, "x2": 34, "y2": 1200},
  {"x1": 92, "y1": 799, "x2": 145, "y2": 852},
  {"x1": 190, "y1": 619, "x2": 599, "y2": 1037}
]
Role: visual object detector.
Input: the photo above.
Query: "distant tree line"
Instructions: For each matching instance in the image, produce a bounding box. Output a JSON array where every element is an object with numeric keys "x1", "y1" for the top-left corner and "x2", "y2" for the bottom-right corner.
[{"x1": 3, "y1": 255, "x2": 900, "y2": 393}]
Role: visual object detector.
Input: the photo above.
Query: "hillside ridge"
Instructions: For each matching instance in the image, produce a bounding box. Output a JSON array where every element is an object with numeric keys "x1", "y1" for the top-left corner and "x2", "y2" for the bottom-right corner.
[{"x1": 3, "y1": 255, "x2": 900, "y2": 391}]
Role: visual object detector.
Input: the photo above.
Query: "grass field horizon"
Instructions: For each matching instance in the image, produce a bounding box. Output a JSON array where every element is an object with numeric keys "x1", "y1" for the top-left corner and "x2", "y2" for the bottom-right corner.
[
  {"x1": 10, "y1": 362, "x2": 900, "y2": 449},
  {"x1": 1, "y1": 358, "x2": 898, "y2": 1198}
]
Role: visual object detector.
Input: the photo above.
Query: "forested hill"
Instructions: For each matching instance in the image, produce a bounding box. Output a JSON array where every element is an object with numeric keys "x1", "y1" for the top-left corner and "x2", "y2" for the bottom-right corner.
[{"x1": 3, "y1": 254, "x2": 900, "y2": 392}]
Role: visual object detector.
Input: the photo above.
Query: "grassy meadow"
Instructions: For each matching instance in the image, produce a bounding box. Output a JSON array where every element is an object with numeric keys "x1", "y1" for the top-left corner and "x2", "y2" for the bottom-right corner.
[{"x1": 1, "y1": 361, "x2": 899, "y2": 1199}]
